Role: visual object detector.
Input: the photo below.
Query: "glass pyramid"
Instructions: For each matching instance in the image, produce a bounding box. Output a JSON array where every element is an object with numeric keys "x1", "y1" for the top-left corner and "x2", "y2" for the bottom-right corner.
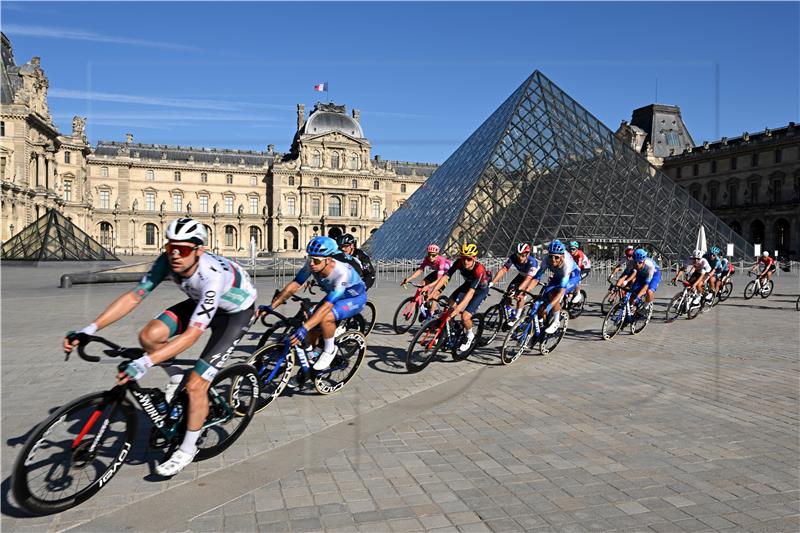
[
  {"x1": 366, "y1": 71, "x2": 752, "y2": 261},
  {"x1": 1, "y1": 209, "x2": 118, "y2": 261}
]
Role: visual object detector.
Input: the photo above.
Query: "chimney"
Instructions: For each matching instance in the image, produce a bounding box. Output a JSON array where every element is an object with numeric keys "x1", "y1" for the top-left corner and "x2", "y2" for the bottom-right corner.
[
  {"x1": 297, "y1": 104, "x2": 305, "y2": 131},
  {"x1": 352, "y1": 109, "x2": 360, "y2": 123},
  {"x1": 126, "y1": 133, "x2": 133, "y2": 144}
]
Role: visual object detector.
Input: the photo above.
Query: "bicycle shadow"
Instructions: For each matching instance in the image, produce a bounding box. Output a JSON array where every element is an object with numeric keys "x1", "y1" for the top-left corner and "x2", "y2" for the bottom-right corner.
[
  {"x1": 564, "y1": 327, "x2": 604, "y2": 342},
  {"x1": 365, "y1": 344, "x2": 410, "y2": 374}
]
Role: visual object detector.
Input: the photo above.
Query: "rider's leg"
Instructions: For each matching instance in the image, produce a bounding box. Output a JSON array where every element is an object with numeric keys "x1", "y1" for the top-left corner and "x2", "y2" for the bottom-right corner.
[
  {"x1": 314, "y1": 292, "x2": 366, "y2": 370},
  {"x1": 148, "y1": 300, "x2": 196, "y2": 391}
]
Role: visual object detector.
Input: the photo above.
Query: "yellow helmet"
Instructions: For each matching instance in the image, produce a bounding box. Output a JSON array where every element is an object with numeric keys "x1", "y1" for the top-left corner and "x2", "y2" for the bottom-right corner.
[{"x1": 460, "y1": 242, "x2": 478, "y2": 257}]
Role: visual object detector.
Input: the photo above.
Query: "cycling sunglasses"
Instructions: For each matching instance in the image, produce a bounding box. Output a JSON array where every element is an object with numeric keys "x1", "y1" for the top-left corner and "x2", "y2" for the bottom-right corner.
[
  {"x1": 165, "y1": 243, "x2": 198, "y2": 258},
  {"x1": 308, "y1": 256, "x2": 326, "y2": 265}
]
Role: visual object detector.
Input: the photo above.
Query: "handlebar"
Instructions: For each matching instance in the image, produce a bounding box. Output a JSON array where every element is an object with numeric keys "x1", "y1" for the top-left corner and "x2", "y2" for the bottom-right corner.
[{"x1": 65, "y1": 333, "x2": 145, "y2": 363}]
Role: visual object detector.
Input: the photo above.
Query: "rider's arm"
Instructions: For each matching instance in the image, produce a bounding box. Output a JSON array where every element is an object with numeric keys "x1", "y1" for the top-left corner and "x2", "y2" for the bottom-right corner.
[
  {"x1": 491, "y1": 265, "x2": 508, "y2": 285},
  {"x1": 403, "y1": 268, "x2": 424, "y2": 284},
  {"x1": 64, "y1": 290, "x2": 143, "y2": 352},
  {"x1": 428, "y1": 273, "x2": 449, "y2": 295},
  {"x1": 272, "y1": 281, "x2": 301, "y2": 308}
]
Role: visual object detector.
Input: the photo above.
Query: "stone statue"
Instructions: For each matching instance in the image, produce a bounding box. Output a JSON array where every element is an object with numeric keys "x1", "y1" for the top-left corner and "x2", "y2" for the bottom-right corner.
[
  {"x1": 72, "y1": 116, "x2": 86, "y2": 138},
  {"x1": 131, "y1": 199, "x2": 138, "y2": 213}
]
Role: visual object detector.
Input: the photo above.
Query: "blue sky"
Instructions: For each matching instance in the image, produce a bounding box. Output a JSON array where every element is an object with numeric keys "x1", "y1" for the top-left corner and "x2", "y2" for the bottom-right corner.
[{"x1": 3, "y1": 2, "x2": 798, "y2": 163}]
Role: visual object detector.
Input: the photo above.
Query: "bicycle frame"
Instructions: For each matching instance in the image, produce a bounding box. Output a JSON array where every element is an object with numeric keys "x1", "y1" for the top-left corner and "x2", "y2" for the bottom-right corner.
[{"x1": 417, "y1": 306, "x2": 454, "y2": 351}]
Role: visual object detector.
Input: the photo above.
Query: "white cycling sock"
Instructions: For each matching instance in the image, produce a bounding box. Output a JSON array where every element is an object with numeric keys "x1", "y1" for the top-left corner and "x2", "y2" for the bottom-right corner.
[
  {"x1": 323, "y1": 336, "x2": 335, "y2": 353},
  {"x1": 179, "y1": 429, "x2": 202, "y2": 453},
  {"x1": 466, "y1": 328, "x2": 475, "y2": 339}
]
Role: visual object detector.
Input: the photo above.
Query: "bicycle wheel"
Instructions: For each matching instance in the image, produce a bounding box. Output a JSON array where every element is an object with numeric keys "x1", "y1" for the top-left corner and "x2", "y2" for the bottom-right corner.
[
  {"x1": 195, "y1": 364, "x2": 258, "y2": 461},
  {"x1": 479, "y1": 304, "x2": 503, "y2": 346},
  {"x1": 600, "y1": 290, "x2": 618, "y2": 315},
  {"x1": 743, "y1": 281, "x2": 756, "y2": 300},
  {"x1": 687, "y1": 296, "x2": 704, "y2": 319},
  {"x1": 567, "y1": 290, "x2": 587, "y2": 319},
  {"x1": 405, "y1": 319, "x2": 444, "y2": 373},
  {"x1": 665, "y1": 293, "x2": 684, "y2": 323},
  {"x1": 12, "y1": 391, "x2": 137, "y2": 515},
  {"x1": 392, "y1": 297, "x2": 419, "y2": 334},
  {"x1": 315, "y1": 331, "x2": 367, "y2": 394},
  {"x1": 246, "y1": 344, "x2": 293, "y2": 414},
  {"x1": 761, "y1": 280, "x2": 774, "y2": 298},
  {"x1": 256, "y1": 319, "x2": 294, "y2": 350},
  {"x1": 718, "y1": 281, "x2": 733, "y2": 302},
  {"x1": 539, "y1": 311, "x2": 568, "y2": 354},
  {"x1": 452, "y1": 314, "x2": 483, "y2": 361},
  {"x1": 601, "y1": 302, "x2": 626, "y2": 340},
  {"x1": 630, "y1": 303, "x2": 653, "y2": 335},
  {"x1": 360, "y1": 301, "x2": 377, "y2": 336},
  {"x1": 500, "y1": 317, "x2": 532, "y2": 365},
  {"x1": 342, "y1": 313, "x2": 366, "y2": 334}
]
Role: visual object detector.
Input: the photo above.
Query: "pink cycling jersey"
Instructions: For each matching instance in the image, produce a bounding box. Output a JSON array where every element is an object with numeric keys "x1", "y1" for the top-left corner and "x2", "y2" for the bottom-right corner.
[
  {"x1": 571, "y1": 249, "x2": 592, "y2": 270},
  {"x1": 419, "y1": 255, "x2": 452, "y2": 278}
]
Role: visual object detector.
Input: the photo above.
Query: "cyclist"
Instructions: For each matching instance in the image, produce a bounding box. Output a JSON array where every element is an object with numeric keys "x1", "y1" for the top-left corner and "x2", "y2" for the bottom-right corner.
[
  {"x1": 527, "y1": 240, "x2": 581, "y2": 334},
  {"x1": 261, "y1": 236, "x2": 366, "y2": 373},
  {"x1": 609, "y1": 246, "x2": 635, "y2": 282},
  {"x1": 703, "y1": 246, "x2": 724, "y2": 302},
  {"x1": 673, "y1": 249, "x2": 712, "y2": 304},
  {"x1": 750, "y1": 251, "x2": 777, "y2": 286},
  {"x1": 427, "y1": 242, "x2": 489, "y2": 352},
  {"x1": 568, "y1": 241, "x2": 591, "y2": 304},
  {"x1": 631, "y1": 248, "x2": 661, "y2": 308},
  {"x1": 490, "y1": 242, "x2": 540, "y2": 326},
  {"x1": 401, "y1": 244, "x2": 452, "y2": 319},
  {"x1": 336, "y1": 233, "x2": 375, "y2": 290},
  {"x1": 63, "y1": 217, "x2": 258, "y2": 477}
]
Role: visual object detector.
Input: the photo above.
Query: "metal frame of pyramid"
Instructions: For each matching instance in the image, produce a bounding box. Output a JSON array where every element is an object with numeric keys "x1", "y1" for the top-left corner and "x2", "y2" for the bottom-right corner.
[
  {"x1": 365, "y1": 71, "x2": 753, "y2": 261},
  {"x1": 1, "y1": 209, "x2": 119, "y2": 261}
]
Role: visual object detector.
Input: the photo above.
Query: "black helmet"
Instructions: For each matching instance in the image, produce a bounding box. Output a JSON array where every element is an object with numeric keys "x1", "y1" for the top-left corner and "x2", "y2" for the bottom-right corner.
[{"x1": 337, "y1": 233, "x2": 356, "y2": 246}]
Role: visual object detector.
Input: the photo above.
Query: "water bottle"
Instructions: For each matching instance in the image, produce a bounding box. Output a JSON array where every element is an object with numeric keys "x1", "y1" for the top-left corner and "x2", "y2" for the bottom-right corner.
[
  {"x1": 170, "y1": 403, "x2": 183, "y2": 421},
  {"x1": 150, "y1": 389, "x2": 168, "y2": 416}
]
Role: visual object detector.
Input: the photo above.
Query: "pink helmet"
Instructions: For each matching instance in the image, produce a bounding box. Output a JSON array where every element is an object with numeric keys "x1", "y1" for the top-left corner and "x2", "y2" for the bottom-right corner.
[{"x1": 427, "y1": 244, "x2": 440, "y2": 254}]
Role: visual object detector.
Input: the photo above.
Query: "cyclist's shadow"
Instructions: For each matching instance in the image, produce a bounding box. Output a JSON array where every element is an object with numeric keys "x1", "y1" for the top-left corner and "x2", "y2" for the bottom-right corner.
[{"x1": 366, "y1": 344, "x2": 409, "y2": 374}]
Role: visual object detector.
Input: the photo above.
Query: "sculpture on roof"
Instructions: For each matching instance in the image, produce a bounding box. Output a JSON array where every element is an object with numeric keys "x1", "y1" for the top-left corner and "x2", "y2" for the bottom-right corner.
[{"x1": 72, "y1": 116, "x2": 86, "y2": 139}]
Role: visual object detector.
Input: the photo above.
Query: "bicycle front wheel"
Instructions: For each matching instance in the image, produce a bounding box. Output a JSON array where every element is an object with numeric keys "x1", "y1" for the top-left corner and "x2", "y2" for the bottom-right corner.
[
  {"x1": 665, "y1": 293, "x2": 684, "y2": 323},
  {"x1": 12, "y1": 391, "x2": 137, "y2": 515},
  {"x1": 246, "y1": 344, "x2": 293, "y2": 414},
  {"x1": 405, "y1": 319, "x2": 443, "y2": 373},
  {"x1": 315, "y1": 331, "x2": 367, "y2": 394},
  {"x1": 718, "y1": 281, "x2": 733, "y2": 302},
  {"x1": 500, "y1": 317, "x2": 532, "y2": 365},
  {"x1": 360, "y1": 301, "x2": 377, "y2": 336},
  {"x1": 601, "y1": 302, "x2": 626, "y2": 340},
  {"x1": 256, "y1": 319, "x2": 294, "y2": 350},
  {"x1": 393, "y1": 297, "x2": 418, "y2": 334},
  {"x1": 743, "y1": 281, "x2": 756, "y2": 300},
  {"x1": 479, "y1": 304, "x2": 502, "y2": 346},
  {"x1": 567, "y1": 290, "x2": 587, "y2": 319}
]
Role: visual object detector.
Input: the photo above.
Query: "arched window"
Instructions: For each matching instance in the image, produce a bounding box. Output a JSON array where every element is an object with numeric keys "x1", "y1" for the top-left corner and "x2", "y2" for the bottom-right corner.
[
  {"x1": 200, "y1": 172, "x2": 208, "y2": 183},
  {"x1": 288, "y1": 176, "x2": 295, "y2": 186},
  {"x1": 330, "y1": 152, "x2": 340, "y2": 169},
  {"x1": 249, "y1": 226, "x2": 261, "y2": 248},
  {"x1": 311, "y1": 151, "x2": 321, "y2": 167},
  {"x1": 224, "y1": 225, "x2": 236, "y2": 247},
  {"x1": 145, "y1": 223, "x2": 158, "y2": 246},
  {"x1": 349, "y1": 154, "x2": 358, "y2": 170},
  {"x1": 283, "y1": 226, "x2": 299, "y2": 250},
  {"x1": 351, "y1": 179, "x2": 358, "y2": 189},
  {"x1": 329, "y1": 196, "x2": 342, "y2": 216},
  {"x1": 99, "y1": 222, "x2": 113, "y2": 246},
  {"x1": 313, "y1": 177, "x2": 320, "y2": 187},
  {"x1": 373, "y1": 180, "x2": 379, "y2": 190},
  {"x1": 100, "y1": 166, "x2": 109, "y2": 177},
  {"x1": 400, "y1": 183, "x2": 407, "y2": 193}
]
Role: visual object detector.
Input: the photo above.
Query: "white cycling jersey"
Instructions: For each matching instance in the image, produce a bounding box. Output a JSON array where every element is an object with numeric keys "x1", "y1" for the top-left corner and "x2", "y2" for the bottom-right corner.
[{"x1": 685, "y1": 257, "x2": 712, "y2": 275}]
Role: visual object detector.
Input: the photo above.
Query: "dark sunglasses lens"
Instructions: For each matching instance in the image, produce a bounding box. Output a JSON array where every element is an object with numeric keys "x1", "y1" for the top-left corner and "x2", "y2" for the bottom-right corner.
[{"x1": 167, "y1": 245, "x2": 193, "y2": 258}]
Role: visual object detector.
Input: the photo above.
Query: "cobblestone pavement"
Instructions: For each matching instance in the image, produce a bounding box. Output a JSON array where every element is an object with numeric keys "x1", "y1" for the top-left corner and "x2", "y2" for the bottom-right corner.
[{"x1": 2, "y1": 263, "x2": 798, "y2": 532}]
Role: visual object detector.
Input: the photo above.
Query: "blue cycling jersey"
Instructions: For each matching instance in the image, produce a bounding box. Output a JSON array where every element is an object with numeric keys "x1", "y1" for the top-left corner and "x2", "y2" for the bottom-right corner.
[
  {"x1": 635, "y1": 257, "x2": 661, "y2": 283},
  {"x1": 704, "y1": 253, "x2": 722, "y2": 272},
  {"x1": 534, "y1": 253, "x2": 581, "y2": 288},
  {"x1": 294, "y1": 259, "x2": 366, "y2": 304},
  {"x1": 502, "y1": 254, "x2": 540, "y2": 277}
]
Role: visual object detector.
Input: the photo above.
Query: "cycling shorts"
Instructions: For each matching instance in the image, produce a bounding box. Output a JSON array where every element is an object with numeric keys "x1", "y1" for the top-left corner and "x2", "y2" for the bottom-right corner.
[
  {"x1": 633, "y1": 270, "x2": 661, "y2": 294},
  {"x1": 157, "y1": 299, "x2": 255, "y2": 381},
  {"x1": 331, "y1": 292, "x2": 367, "y2": 321},
  {"x1": 542, "y1": 273, "x2": 580, "y2": 300},
  {"x1": 451, "y1": 283, "x2": 489, "y2": 315},
  {"x1": 423, "y1": 272, "x2": 448, "y2": 288}
]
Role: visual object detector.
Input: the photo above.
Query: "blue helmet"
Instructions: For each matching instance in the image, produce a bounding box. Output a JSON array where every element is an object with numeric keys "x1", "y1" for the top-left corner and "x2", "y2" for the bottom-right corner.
[
  {"x1": 548, "y1": 240, "x2": 566, "y2": 255},
  {"x1": 306, "y1": 236, "x2": 338, "y2": 257},
  {"x1": 568, "y1": 240, "x2": 579, "y2": 250},
  {"x1": 633, "y1": 248, "x2": 648, "y2": 262},
  {"x1": 710, "y1": 246, "x2": 721, "y2": 255}
]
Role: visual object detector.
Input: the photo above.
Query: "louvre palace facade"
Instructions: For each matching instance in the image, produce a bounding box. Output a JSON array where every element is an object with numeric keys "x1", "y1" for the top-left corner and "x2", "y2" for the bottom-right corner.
[{"x1": 0, "y1": 33, "x2": 436, "y2": 256}]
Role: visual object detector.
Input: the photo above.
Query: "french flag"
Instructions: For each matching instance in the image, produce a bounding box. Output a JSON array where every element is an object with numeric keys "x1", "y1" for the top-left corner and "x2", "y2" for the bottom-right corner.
[{"x1": 313, "y1": 82, "x2": 328, "y2": 92}]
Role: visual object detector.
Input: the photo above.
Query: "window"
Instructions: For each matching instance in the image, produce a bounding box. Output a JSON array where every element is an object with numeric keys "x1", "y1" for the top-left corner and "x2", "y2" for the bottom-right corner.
[
  {"x1": 350, "y1": 199, "x2": 358, "y2": 217},
  {"x1": 664, "y1": 131, "x2": 681, "y2": 146},
  {"x1": 145, "y1": 223, "x2": 157, "y2": 246},
  {"x1": 371, "y1": 200, "x2": 381, "y2": 219},
  {"x1": 690, "y1": 186, "x2": 700, "y2": 202},
  {"x1": 173, "y1": 171, "x2": 180, "y2": 182},
  {"x1": 64, "y1": 151, "x2": 71, "y2": 164},
  {"x1": 226, "y1": 174, "x2": 233, "y2": 185},
  {"x1": 146, "y1": 169, "x2": 154, "y2": 181},
  {"x1": 329, "y1": 196, "x2": 341, "y2": 216},
  {"x1": 731, "y1": 157, "x2": 737, "y2": 170},
  {"x1": 225, "y1": 197, "x2": 233, "y2": 214},
  {"x1": 751, "y1": 153, "x2": 759, "y2": 167},
  {"x1": 201, "y1": 172, "x2": 207, "y2": 183},
  {"x1": 772, "y1": 180, "x2": 782, "y2": 203},
  {"x1": 0, "y1": 121, "x2": 4, "y2": 136},
  {"x1": 692, "y1": 164, "x2": 698, "y2": 177},
  {"x1": 146, "y1": 192, "x2": 155, "y2": 211},
  {"x1": 100, "y1": 166, "x2": 109, "y2": 178},
  {"x1": 99, "y1": 190, "x2": 110, "y2": 209},
  {"x1": 250, "y1": 197, "x2": 258, "y2": 215},
  {"x1": 775, "y1": 149, "x2": 782, "y2": 164},
  {"x1": 676, "y1": 167, "x2": 682, "y2": 179},
  {"x1": 1, "y1": 156, "x2": 6, "y2": 181},
  {"x1": 708, "y1": 184, "x2": 718, "y2": 208},
  {"x1": 710, "y1": 161, "x2": 717, "y2": 174},
  {"x1": 250, "y1": 175, "x2": 258, "y2": 186},
  {"x1": 311, "y1": 197, "x2": 320, "y2": 216},
  {"x1": 99, "y1": 222, "x2": 112, "y2": 246},
  {"x1": 249, "y1": 226, "x2": 260, "y2": 247},
  {"x1": 373, "y1": 181, "x2": 380, "y2": 190},
  {"x1": 313, "y1": 177, "x2": 320, "y2": 187},
  {"x1": 331, "y1": 152, "x2": 340, "y2": 169},
  {"x1": 224, "y1": 226, "x2": 235, "y2": 247},
  {"x1": 288, "y1": 176, "x2": 295, "y2": 186},
  {"x1": 728, "y1": 182, "x2": 738, "y2": 206},
  {"x1": 351, "y1": 179, "x2": 358, "y2": 189},
  {"x1": 287, "y1": 196, "x2": 296, "y2": 215},
  {"x1": 173, "y1": 193, "x2": 183, "y2": 212},
  {"x1": 349, "y1": 155, "x2": 358, "y2": 170},
  {"x1": 749, "y1": 181, "x2": 759, "y2": 204},
  {"x1": 199, "y1": 195, "x2": 208, "y2": 213},
  {"x1": 63, "y1": 179, "x2": 72, "y2": 201},
  {"x1": 400, "y1": 183, "x2": 407, "y2": 193},
  {"x1": 311, "y1": 150, "x2": 321, "y2": 167}
]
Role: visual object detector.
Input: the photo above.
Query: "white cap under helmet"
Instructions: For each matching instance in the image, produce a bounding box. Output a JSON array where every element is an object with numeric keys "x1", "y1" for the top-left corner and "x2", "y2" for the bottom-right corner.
[{"x1": 166, "y1": 217, "x2": 207, "y2": 246}]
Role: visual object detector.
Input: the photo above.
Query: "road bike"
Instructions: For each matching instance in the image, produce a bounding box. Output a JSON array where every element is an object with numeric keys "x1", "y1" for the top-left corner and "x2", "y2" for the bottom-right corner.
[
  {"x1": 665, "y1": 280, "x2": 705, "y2": 322},
  {"x1": 246, "y1": 324, "x2": 367, "y2": 413},
  {"x1": 11, "y1": 335, "x2": 259, "y2": 515},
  {"x1": 601, "y1": 288, "x2": 653, "y2": 340},
  {"x1": 480, "y1": 286, "x2": 530, "y2": 345},
  {"x1": 562, "y1": 287, "x2": 587, "y2": 319},
  {"x1": 601, "y1": 283, "x2": 626, "y2": 314},
  {"x1": 393, "y1": 283, "x2": 449, "y2": 334},
  {"x1": 744, "y1": 271, "x2": 774, "y2": 299},
  {"x1": 405, "y1": 305, "x2": 484, "y2": 373},
  {"x1": 500, "y1": 289, "x2": 569, "y2": 365}
]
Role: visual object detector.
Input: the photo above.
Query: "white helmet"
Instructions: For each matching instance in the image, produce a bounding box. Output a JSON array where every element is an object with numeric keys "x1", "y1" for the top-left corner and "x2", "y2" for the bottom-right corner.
[
  {"x1": 166, "y1": 217, "x2": 207, "y2": 246},
  {"x1": 692, "y1": 249, "x2": 703, "y2": 259},
  {"x1": 762, "y1": 251, "x2": 769, "y2": 257}
]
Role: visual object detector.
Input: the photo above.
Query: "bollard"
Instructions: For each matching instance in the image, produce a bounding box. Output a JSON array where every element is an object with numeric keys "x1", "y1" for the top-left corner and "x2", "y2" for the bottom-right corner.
[{"x1": 60, "y1": 274, "x2": 72, "y2": 288}]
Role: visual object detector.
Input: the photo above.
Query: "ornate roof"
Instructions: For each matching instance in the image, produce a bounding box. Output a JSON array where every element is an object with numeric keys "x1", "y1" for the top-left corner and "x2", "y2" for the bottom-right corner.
[
  {"x1": 93, "y1": 141, "x2": 276, "y2": 167},
  {"x1": 302, "y1": 102, "x2": 364, "y2": 139}
]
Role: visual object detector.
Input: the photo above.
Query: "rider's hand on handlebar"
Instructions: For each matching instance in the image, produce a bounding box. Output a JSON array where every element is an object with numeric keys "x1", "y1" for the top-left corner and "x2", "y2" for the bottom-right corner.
[
  {"x1": 401, "y1": 277, "x2": 408, "y2": 286},
  {"x1": 63, "y1": 328, "x2": 94, "y2": 354},
  {"x1": 257, "y1": 304, "x2": 273, "y2": 317},
  {"x1": 116, "y1": 355, "x2": 152, "y2": 385},
  {"x1": 290, "y1": 326, "x2": 308, "y2": 346}
]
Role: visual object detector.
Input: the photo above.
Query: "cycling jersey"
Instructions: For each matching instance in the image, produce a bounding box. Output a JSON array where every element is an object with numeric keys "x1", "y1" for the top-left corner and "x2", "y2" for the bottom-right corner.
[
  {"x1": 502, "y1": 254, "x2": 540, "y2": 278},
  {"x1": 136, "y1": 252, "x2": 257, "y2": 331},
  {"x1": 534, "y1": 253, "x2": 581, "y2": 289},
  {"x1": 704, "y1": 253, "x2": 723, "y2": 273},
  {"x1": 570, "y1": 250, "x2": 591, "y2": 270},
  {"x1": 447, "y1": 258, "x2": 489, "y2": 290},
  {"x1": 687, "y1": 257, "x2": 712, "y2": 275},
  {"x1": 758, "y1": 256, "x2": 776, "y2": 272},
  {"x1": 634, "y1": 257, "x2": 662, "y2": 292},
  {"x1": 294, "y1": 259, "x2": 366, "y2": 305},
  {"x1": 335, "y1": 248, "x2": 375, "y2": 290},
  {"x1": 419, "y1": 254, "x2": 453, "y2": 279},
  {"x1": 617, "y1": 254, "x2": 631, "y2": 269}
]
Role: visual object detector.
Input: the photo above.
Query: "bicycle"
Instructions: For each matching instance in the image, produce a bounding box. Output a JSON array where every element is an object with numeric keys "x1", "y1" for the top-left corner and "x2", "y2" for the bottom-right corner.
[
  {"x1": 405, "y1": 305, "x2": 484, "y2": 373},
  {"x1": 393, "y1": 283, "x2": 449, "y2": 334},
  {"x1": 562, "y1": 287, "x2": 587, "y2": 319},
  {"x1": 665, "y1": 280, "x2": 705, "y2": 322},
  {"x1": 246, "y1": 323, "x2": 367, "y2": 413},
  {"x1": 744, "y1": 271, "x2": 774, "y2": 299},
  {"x1": 600, "y1": 282, "x2": 626, "y2": 314},
  {"x1": 717, "y1": 274, "x2": 734, "y2": 302},
  {"x1": 601, "y1": 288, "x2": 653, "y2": 340},
  {"x1": 500, "y1": 289, "x2": 569, "y2": 365},
  {"x1": 12, "y1": 335, "x2": 259, "y2": 515},
  {"x1": 480, "y1": 286, "x2": 530, "y2": 345}
]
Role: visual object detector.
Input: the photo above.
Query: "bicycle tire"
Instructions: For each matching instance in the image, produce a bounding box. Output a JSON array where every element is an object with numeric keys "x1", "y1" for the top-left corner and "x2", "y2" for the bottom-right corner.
[
  {"x1": 567, "y1": 290, "x2": 587, "y2": 319},
  {"x1": 687, "y1": 296, "x2": 704, "y2": 319},
  {"x1": 600, "y1": 290, "x2": 618, "y2": 315},
  {"x1": 12, "y1": 391, "x2": 137, "y2": 515},
  {"x1": 196, "y1": 364, "x2": 259, "y2": 461},
  {"x1": 315, "y1": 331, "x2": 367, "y2": 395},
  {"x1": 630, "y1": 303, "x2": 653, "y2": 335},
  {"x1": 479, "y1": 304, "x2": 503, "y2": 346},
  {"x1": 405, "y1": 319, "x2": 443, "y2": 373},
  {"x1": 341, "y1": 314, "x2": 366, "y2": 335},
  {"x1": 256, "y1": 319, "x2": 294, "y2": 350},
  {"x1": 665, "y1": 292, "x2": 684, "y2": 323},
  {"x1": 743, "y1": 281, "x2": 756, "y2": 300},
  {"x1": 602, "y1": 302, "x2": 626, "y2": 340},
  {"x1": 392, "y1": 297, "x2": 418, "y2": 334},
  {"x1": 452, "y1": 314, "x2": 483, "y2": 361},
  {"x1": 761, "y1": 280, "x2": 774, "y2": 298},
  {"x1": 539, "y1": 311, "x2": 568, "y2": 354},
  {"x1": 360, "y1": 301, "x2": 377, "y2": 336},
  {"x1": 246, "y1": 344, "x2": 293, "y2": 414},
  {"x1": 500, "y1": 317, "x2": 531, "y2": 365},
  {"x1": 718, "y1": 281, "x2": 733, "y2": 302}
]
